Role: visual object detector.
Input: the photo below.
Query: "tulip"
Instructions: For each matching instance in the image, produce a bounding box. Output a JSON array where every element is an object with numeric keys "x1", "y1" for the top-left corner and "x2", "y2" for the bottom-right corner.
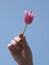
[{"x1": 23, "y1": 10, "x2": 34, "y2": 34}]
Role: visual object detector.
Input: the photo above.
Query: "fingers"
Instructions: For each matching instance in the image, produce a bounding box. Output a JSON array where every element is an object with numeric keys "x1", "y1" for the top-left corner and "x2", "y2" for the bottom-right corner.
[
  {"x1": 8, "y1": 34, "x2": 31, "y2": 54},
  {"x1": 8, "y1": 39, "x2": 24, "y2": 63},
  {"x1": 8, "y1": 40, "x2": 24, "y2": 55},
  {"x1": 8, "y1": 40, "x2": 19, "y2": 55}
]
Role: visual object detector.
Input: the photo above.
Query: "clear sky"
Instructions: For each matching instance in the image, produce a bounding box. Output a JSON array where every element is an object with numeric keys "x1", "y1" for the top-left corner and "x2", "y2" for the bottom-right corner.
[{"x1": 0, "y1": 0, "x2": 49, "y2": 65}]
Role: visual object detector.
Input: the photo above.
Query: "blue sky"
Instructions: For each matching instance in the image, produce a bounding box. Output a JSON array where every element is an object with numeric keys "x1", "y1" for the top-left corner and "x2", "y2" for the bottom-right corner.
[{"x1": 0, "y1": 0, "x2": 49, "y2": 65}]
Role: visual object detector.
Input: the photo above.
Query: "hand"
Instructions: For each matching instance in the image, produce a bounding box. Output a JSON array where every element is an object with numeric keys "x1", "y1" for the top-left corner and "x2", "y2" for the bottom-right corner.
[{"x1": 8, "y1": 34, "x2": 33, "y2": 65}]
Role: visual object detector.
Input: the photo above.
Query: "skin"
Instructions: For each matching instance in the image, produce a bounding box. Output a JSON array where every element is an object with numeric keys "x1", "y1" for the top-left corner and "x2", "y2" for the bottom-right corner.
[{"x1": 8, "y1": 34, "x2": 33, "y2": 65}]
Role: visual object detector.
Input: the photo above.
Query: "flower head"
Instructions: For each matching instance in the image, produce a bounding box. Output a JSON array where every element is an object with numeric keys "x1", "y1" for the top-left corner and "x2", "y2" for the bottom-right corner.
[{"x1": 24, "y1": 10, "x2": 34, "y2": 24}]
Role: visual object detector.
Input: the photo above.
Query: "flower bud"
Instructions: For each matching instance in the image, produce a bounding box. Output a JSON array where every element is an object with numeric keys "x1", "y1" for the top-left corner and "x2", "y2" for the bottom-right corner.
[{"x1": 24, "y1": 10, "x2": 34, "y2": 24}]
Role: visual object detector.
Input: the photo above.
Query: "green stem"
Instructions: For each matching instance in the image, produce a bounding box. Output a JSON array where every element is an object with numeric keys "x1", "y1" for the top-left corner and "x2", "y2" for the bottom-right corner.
[{"x1": 23, "y1": 24, "x2": 28, "y2": 35}]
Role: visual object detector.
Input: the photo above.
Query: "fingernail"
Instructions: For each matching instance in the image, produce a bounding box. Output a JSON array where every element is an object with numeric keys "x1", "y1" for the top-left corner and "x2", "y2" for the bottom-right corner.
[
  {"x1": 19, "y1": 34, "x2": 23, "y2": 38},
  {"x1": 14, "y1": 36, "x2": 21, "y2": 42},
  {"x1": 8, "y1": 43, "x2": 12, "y2": 48}
]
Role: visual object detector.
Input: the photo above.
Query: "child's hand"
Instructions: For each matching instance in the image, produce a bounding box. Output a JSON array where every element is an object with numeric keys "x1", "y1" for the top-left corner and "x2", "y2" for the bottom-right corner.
[{"x1": 8, "y1": 34, "x2": 33, "y2": 65}]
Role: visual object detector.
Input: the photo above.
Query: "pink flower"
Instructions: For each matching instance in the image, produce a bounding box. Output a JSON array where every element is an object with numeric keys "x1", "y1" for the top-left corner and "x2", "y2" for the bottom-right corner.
[
  {"x1": 22, "y1": 10, "x2": 35, "y2": 35},
  {"x1": 24, "y1": 10, "x2": 34, "y2": 24}
]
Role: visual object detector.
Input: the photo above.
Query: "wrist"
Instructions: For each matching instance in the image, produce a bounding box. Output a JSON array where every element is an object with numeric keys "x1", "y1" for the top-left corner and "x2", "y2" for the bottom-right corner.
[{"x1": 19, "y1": 62, "x2": 33, "y2": 65}]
